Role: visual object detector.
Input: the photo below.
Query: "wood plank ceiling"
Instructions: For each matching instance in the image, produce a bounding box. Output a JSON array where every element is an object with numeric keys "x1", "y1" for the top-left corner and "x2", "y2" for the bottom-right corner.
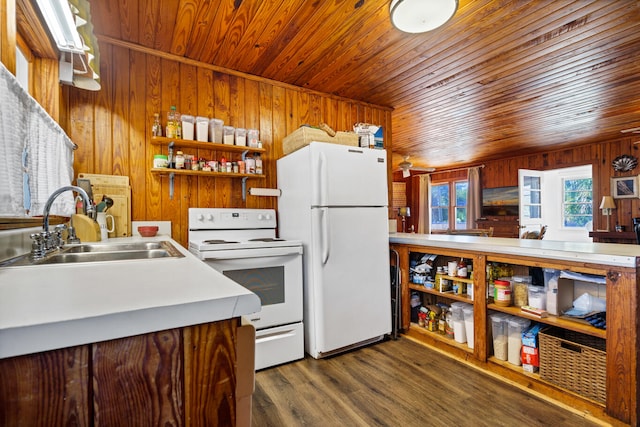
[{"x1": 85, "y1": 1, "x2": 640, "y2": 170}]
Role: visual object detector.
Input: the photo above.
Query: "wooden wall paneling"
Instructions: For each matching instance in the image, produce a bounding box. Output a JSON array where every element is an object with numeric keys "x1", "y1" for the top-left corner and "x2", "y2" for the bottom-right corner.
[
  {"x1": 110, "y1": 45, "x2": 131, "y2": 177},
  {"x1": 308, "y1": 93, "x2": 322, "y2": 125},
  {"x1": 196, "y1": 67, "x2": 216, "y2": 208},
  {"x1": 178, "y1": 62, "x2": 199, "y2": 241},
  {"x1": 254, "y1": 81, "x2": 273, "y2": 210},
  {"x1": 69, "y1": 85, "x2": 96, "y2": 177},
  {"x1": 1, "y1": 0, "x2": 16, "y2": 74},
  {"x1": 92, "y1": 329, "x2": 183, "y2": 426},
  {"x1": 284, "y1": 87, "x2": 298, "y2": 137},
  {"x1": 93, "y1": 43, "x2": 114, "y2": 177},
  {"x1": 129, "y1": 50, "x2": 147, "y2": 224},
  {"x1": 161, "y1": 57, "x2": 184, "y2": 241},
  {"x1": 0, "y1": 345, "x2": 90, "y2": 426},
  {"x1": 271, "y1": 84, "x2": 286, "y2": 209},
  {"x1": 30, "y1": 58, "x2": 59, "y2": 121},
  {"x1": 145, "y1": 54, "x2": 162, "y2": 220},
  {"x1": 323, "y1": 97, "x2": 338, "y2": 131},
  {"x1": 183, "y1": 320, "x2": 237, "y2": 427},
  {"x1": 298, "y1": 91, "x2": 310, "y2": 126}
]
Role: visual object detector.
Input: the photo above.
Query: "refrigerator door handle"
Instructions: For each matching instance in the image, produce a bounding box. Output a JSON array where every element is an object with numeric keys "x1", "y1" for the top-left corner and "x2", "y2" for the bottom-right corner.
[
  {"x1": 317, "y1": 151, "x2": 327, "y2": 206},
  {"x1": 320, "y1": 207, "x2": 330, "y2": 264}
]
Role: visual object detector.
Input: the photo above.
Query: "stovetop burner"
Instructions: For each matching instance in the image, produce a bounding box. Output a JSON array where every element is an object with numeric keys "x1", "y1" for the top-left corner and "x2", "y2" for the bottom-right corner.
[{"x1": 202, "y1": 239, "x2": 239, "y2": 244}]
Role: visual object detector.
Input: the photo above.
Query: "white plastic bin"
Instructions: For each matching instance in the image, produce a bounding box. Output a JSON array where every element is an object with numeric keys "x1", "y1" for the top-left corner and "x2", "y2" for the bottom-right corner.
[
  {"x1": 181, "y1": 114, "x2": 195, "y2": 140},
  {"x1": 462, "y1": 305, "x2": 474, "y2": 349},
  {"x1": 223, "y1": 126, "x2": 235, "y2": 145},
  {"x1": 450, "y1": 302, "x2": 467, "y2": 344},
  {"x1": 209, "y1": 118, "x2": 224, "y2": 143},
  {"x1": 490, "y1": 313, "x2": 509, "y2": 360},
  {"x1": 507, "y1": 317, "x2": 531, "y2": 366},
  {"x1": 195, "y1": 116, "x2": 209, "y2": 142}
]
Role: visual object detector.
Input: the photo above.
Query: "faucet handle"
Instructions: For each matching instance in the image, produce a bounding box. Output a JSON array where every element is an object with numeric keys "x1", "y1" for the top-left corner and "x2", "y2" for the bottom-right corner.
[{"x1": 30, "y1": 233, "x2": 46, "y2": 260}]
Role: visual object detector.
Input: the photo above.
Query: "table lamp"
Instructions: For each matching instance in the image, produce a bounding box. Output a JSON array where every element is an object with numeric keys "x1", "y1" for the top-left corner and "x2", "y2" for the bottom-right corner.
[
  {"x1": 599, "y1": 196, "x2": 616, "y2": 232},
  {"x1": 398, "y1": 206, "x2": 411, "y2": 232}
]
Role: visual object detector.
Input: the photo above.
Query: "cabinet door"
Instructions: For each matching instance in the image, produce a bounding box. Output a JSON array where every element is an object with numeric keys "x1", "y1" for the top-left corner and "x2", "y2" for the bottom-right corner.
[{"x1": 0, "y1": 346, "x2": 90, "y2": 426}]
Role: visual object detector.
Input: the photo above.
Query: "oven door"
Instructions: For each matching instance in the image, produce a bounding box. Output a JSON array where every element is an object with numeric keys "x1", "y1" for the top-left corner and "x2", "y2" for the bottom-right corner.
[{"x1": 199, "y1": 246, "x2": 303, "y2": 330}]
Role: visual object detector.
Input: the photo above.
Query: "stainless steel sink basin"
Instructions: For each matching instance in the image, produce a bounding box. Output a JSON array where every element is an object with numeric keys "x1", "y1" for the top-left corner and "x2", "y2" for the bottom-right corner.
[{"x1": 0, "y1": 240, "x2": 184, "y2": 267}]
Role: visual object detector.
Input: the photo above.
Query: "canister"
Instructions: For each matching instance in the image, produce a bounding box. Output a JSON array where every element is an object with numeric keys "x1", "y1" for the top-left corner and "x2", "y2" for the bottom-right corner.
[
  {"x1": 223, "y1": 126, "x2": 235, "y2": 145},
  {"x1": 153, "y1": 154, "x2": 168, "y2": 168},
  {"x1": 449, "y1": 302, "x2": 467, "y2": 344},
  {"x1": 247, "y1": 129, "x2": 259, "y2": 147},
  {"x1": 209, "y1": 118, "x2": 224, "y2": 143},
  {"x1": 235, "y1": 128, "x2": 247, "y2": 146},
  {"x1": 462, "y1": 305, "x2": 474, "y2": 349},
  {"x1": 507, "y1": 317, "x2": 531, "y2": 365},
  {"x1": 490, "y1": 313, "x2": 509, "y2": 360},
  {"x1": 512, "y1": 275, "x2": 531, "y2": 307},
  {"x1": 494, "y1": 279, "x2": 512, "y2": 306}
]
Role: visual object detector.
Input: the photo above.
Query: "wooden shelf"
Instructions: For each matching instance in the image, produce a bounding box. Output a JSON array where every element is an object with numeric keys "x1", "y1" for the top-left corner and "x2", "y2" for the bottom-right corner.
[
  {"x1": 488, "y1": 356, "x2": 540, "y2": 380},
  {"x1": 487, "y1": 303, "x2": 606, "y2": 339},
  {"x1": 151, "y1": 136, "x2": 266, "y2": 153},
  {"x1": 408, "y1": 322, "x2": 473, "y2": 354},
  {"x1": 409, "y1": 283, "x2": 472, "y2": 303},
  {"x1": 150, "y1": 168, "x2": 265, "y2": 179}
]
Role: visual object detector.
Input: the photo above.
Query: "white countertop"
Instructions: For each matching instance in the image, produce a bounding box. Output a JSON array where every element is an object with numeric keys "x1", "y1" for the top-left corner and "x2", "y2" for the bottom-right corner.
[
  {"x1": 0, "y1": 236, "x2": 260, "y2": 359},
  {"x1": 389, "y1": 233, "x2": 640, "y2": 268}
]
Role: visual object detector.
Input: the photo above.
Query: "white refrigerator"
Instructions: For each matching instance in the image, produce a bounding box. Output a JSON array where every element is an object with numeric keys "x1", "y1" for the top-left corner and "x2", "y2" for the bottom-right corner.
[{"x1": 277, "y1": 141, "x2": 391, "y2": 358}]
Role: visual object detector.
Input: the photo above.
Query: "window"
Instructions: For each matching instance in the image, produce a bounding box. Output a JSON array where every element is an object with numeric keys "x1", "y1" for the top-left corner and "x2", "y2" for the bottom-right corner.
[
  {"x1": 431, "y1": 179, "x2": 468, "y2": 231},
  {"x1": 563, "y1": 177, "x2": 593, "y2": 227}
]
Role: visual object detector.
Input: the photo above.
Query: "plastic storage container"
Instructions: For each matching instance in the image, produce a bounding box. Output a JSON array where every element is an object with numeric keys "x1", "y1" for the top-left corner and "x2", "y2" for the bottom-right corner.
[
  {"x1": 195, "y1": 116, "x2": 209, "y2": 142},
  {"x1": 223, "y1": 126, "x2": 235, "y2": 145},
  {"x1": 247, "y1": 129, "x2": 259, "y2": 147},
  {"x1": 462, "y1": 305, "x2": 474, "y2": 349},
  {"x1": 209, "y1": 118, "x2": 224, "y2": 143},
  {"x1": 528, "y1": 285, "x2": 546, "y2": 309},
  {"x1": 450, "y1": 302, "x2": 467, "y2": 344},
  {"x1": 181, "y1": 114, "x2": 195, "y2": 140},
  {"x1": 544, "y1": 268, "x2": 561, "y2": 315},
  {"x1": 507, "y1": 317, "x2": 531, "y2": 365},
  {"x1": 235, "y1": 128, "x2": 247, "y2": 146},
  {"x1": 490, "y1": 313, "x2": 509, "y2": 360},
  {"x1": 512, "y1": 275, "x2": 532, "y2": 307}
]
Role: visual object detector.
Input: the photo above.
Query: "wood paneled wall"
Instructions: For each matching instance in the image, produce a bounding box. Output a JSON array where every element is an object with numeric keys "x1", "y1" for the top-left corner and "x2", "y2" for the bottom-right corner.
[
  {"x1": 396, "y1": 135, "x2": 640, "y2": 233},
  {"x1": 64, "y1": 39, "x2": 392, "y2": 247}
]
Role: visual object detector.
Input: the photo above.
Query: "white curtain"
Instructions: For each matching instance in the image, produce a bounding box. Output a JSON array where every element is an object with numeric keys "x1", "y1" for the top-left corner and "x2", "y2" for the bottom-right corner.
[
  {"x1": 417, "y1": 174, "x2": 431, "y2": 234},
  {"x1": 467, "y1": 166, "x2": 482, "y2": 228}
]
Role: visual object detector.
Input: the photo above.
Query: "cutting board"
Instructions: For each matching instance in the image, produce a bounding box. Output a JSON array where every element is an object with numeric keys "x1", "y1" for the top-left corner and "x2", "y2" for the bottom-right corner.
[{"x1": 77, "y1": 173, "x2": 132, "y2": 238}]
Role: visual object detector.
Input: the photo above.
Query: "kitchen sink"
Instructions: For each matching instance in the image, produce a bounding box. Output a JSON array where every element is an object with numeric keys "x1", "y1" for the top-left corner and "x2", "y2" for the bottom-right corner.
[{"x1": 0, "y1": 240, "x2": 184, "y2": 267}]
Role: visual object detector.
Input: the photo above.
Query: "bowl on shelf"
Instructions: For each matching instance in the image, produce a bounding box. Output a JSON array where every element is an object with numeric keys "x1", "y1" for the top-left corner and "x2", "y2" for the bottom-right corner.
[{"x1": 138, "y1": 226, "x2": 159, "y2": 237}]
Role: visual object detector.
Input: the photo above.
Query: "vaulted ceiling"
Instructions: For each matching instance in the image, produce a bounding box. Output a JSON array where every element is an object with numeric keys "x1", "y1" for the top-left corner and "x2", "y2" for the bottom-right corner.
[{"x1": 38, "y1": 1, "x2": 640, "y2": 170}]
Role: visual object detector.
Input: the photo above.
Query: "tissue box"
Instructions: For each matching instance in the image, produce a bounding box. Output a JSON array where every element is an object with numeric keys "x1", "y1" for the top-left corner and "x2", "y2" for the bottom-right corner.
[
  {"x1": 521, "y1": 346, "x2": 539, "y2": 372},
  {"x1": 522, "y1": 323, "x2": 543, "y2": 348}
]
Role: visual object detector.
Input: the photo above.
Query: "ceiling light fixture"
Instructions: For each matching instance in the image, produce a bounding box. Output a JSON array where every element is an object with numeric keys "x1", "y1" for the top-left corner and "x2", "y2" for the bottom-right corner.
[{"x1": 390, "y1": 0, "x2": 458, "y2": 34}]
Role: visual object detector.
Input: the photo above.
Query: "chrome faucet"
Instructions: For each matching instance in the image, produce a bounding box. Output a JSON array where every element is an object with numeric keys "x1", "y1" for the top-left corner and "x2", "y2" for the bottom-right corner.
[{"x1": 31, "y1": 185, "x2": 95, "y2": 259}]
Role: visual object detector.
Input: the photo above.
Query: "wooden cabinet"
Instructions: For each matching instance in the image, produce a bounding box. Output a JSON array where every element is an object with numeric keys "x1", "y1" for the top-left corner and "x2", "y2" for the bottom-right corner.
[
  {"x1": 476, "y1": 216, "x2": 520, "y2": 238},
  {"x1": 390, "y1": 240, "x2": 638, "y2": 426},
  {"x1": 0, "y1": 319, "x2": 246, "y2": 427},
  {"x1": 589, "y1": 230, "x2": 637, "y2": 244}
]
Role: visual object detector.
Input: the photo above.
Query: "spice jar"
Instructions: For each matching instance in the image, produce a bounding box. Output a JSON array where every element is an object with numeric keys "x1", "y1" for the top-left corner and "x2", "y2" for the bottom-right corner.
[{"x1": 174, "y1": 151, "x2": 185, "y2": 169}]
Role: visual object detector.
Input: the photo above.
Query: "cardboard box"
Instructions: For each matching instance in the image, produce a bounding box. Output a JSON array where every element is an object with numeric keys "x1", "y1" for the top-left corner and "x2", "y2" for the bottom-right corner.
[
  {"x1": 283, "y1": 127, "x2": 358, "y2": 154},
  {"x1": 521, "y1": 323, "x2": 543, "y2": 348},
  {"x1": 521, "y1": 346, "x2": 539, "y2": 367}
]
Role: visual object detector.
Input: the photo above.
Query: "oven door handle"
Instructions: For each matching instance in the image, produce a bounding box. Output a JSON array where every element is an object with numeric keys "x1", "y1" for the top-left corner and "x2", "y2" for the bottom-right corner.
[{"x1": 198, "y1": 247, "x2": 303, "y2": 260}]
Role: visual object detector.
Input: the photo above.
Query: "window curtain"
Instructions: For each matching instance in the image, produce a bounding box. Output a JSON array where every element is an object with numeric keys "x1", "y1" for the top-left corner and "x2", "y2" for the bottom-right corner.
[
  {"x1": 417, "y1": 174, "x2": 431, "y2": 234},
  {"x1": 467, "y1": 166, "x2": 482, "y2": 228}
]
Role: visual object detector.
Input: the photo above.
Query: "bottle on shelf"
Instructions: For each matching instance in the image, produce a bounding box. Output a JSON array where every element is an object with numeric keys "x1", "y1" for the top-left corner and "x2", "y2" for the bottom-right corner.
[
  {"x1": 152, "y1": 113, "x2": 162, "y2": 137},
  {"x1": 166, "y1": 106, "x2": 179, "y2": 138},
  {"x1": 175, "y1": 151, "x2": 185, "y2": 169},
  {"x1": 255, "y1": 154, "x2": 263, "y2": 174}
]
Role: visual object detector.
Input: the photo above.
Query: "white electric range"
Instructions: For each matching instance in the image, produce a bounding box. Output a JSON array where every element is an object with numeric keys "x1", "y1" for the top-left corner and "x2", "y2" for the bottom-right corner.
[{"x1": 188, "y1": 208, "x2": 304, "y2": 370}]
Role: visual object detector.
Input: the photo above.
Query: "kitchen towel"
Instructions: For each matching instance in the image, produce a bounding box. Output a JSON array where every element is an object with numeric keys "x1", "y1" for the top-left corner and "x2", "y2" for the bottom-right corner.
[{"x1": 0, "y1": 61, "x2": 75, "y2": 217}]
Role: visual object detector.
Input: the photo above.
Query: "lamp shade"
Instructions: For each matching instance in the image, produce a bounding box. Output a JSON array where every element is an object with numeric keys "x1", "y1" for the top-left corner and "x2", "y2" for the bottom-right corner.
[
  {"x1": 599, "y1": 196, "x2": 616, "y2": 210},
  {"x1": 398, "y1": 207, "x2": 411, "y2": 217},
  {"x1": 390, "y1": 0, "x2": 458, "y2": 33}
]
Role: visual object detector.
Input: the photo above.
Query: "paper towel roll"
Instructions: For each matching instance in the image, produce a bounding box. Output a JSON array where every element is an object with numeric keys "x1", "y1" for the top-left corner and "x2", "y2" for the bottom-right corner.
[{"x1": 249, "y1": 188, "x2": 281, "y2": 197}]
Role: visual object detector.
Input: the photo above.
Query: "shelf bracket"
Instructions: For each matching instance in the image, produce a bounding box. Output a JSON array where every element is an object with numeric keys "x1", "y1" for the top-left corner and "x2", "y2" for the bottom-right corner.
[
  {"x1": 242, "y1": 177, "x2": 248, "y2": 201},
  {"x1": 169, "y1": 172, "x2": 175, "y2": 200},
  {"x1": 241, "y1": 150, "x2": 249, "y2": 161}
]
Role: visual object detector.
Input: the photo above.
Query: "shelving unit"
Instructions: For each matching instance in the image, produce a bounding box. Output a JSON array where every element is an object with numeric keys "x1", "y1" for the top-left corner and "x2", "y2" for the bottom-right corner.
[
  {"x1": 390, "y1": 237, "x2": 638, "y2": 425},
  {"x1": 150, "y1": 136, "x2": 266, "y2": 200}
]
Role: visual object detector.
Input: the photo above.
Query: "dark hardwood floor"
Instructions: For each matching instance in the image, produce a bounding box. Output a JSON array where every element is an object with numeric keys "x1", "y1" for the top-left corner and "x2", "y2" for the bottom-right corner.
[{"x1": 252, "y1": 337, "x2": 610, "y2": 427}]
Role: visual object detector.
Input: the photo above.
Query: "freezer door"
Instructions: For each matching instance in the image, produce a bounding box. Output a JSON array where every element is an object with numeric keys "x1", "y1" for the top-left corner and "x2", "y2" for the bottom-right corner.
[
  {"x1": 309, "y1": 142, "x2": 388, "y2": 207},
  {"x1": 308, "y1": 206, "x2": 391, "y2": 356}
]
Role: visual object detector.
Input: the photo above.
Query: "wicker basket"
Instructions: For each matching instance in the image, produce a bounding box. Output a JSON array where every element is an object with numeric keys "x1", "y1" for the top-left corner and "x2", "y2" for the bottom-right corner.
[
  {"x1": 283, "y1": 127, "x2": 359, "y2": 154},
  {"x1": 539, "y1": 327, "x2": 606, "y2": 403}
]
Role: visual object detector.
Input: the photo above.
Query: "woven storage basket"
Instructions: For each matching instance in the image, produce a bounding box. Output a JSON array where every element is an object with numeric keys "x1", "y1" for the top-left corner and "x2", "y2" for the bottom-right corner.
[
  {"x1": 539, "y1": 327, "x2": 606, "y2": 403},
  {"x1": 283, "y1": 127, "x2": 358, "y2": 154}
]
